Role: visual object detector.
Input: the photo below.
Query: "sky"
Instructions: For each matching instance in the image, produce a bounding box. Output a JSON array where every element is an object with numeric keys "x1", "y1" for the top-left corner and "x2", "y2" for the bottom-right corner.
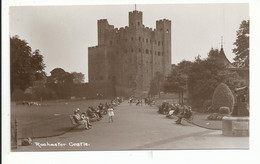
[{"x1": 9, "y1": 4, "x2": 249, "y2": 82}]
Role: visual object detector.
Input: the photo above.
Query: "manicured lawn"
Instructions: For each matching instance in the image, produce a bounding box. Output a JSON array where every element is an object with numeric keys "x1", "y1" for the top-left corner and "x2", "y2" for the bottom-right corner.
[{"x1": 11, "y1": 99, "x2": 111, "y2": 139}]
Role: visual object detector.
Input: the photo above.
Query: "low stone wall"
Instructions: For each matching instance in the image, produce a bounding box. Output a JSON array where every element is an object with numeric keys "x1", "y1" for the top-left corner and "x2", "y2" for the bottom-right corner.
[{"x1": 222, "y1": 116, "x2": 249, "y2": 137}]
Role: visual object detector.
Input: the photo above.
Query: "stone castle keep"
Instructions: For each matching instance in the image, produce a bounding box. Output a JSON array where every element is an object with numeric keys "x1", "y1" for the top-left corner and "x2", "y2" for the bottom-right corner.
[{"x1": 88, "y1": 10, "x2": 171, "y2": 97}]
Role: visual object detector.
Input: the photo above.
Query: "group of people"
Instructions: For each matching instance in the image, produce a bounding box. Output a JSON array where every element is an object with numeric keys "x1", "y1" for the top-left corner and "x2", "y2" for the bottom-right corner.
[
  {"x1": 72, "y1": 99, "x2": 122, "y2": 129},
  {"x1": 158, "y1": 101, "x2": 193, "y2": 125},
  {"x1": 128, "y1": 97, "x2": 155, "y2": 106}
]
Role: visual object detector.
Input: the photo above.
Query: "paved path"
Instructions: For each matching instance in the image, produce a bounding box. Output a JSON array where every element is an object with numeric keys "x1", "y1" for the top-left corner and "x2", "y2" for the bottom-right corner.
[{"x1": 16, "y1": 102, "x2": 248, "y2": 151}]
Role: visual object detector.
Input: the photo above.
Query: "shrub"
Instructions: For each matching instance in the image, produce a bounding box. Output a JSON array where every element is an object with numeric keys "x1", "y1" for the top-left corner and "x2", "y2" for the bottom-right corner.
[
  {"x1": 219, "y1": 106, "x2": 230, "y2": 114},
  {"x1": 210, "y1": 83, "x2": 235, "y2": 113}
]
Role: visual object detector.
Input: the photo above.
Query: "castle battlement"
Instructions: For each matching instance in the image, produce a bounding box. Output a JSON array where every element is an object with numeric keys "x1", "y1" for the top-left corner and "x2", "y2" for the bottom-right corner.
[
  {"x1": 129, "y1": 10, "x2": 143, "y2": 14},
  {"x1": 156, "y1": 19, "x2": 171, "y2": 23}
]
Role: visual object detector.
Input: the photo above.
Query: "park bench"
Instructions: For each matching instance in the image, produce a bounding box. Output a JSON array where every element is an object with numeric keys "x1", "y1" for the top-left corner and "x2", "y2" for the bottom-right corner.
[{"x1": 69, "y1": 115, "x2": 84, "y2": 127}]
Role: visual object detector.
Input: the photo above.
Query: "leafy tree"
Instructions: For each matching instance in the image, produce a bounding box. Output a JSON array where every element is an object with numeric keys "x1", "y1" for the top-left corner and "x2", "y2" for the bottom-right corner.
[
  {"x1": 10, "y1": 36, "x2": 46, "y2": 94},
  {"x1": 71, "y1": 72, "x2": 85, "y2": 84},
  {"x1": 233, "y1": 20, "x2": 249, "y2": 67},
  {"x1": 46, "y1": 68, "x2": 74, "y2": 99},
  {"x1": 31, "y1": 49, "x2": 46, "y2": 80},
  {"x1": 163, "y1": 60, "x2": 192, "y2": 104},
  {"x1": 188, "y1": 48, "x2": 245, "y2": 108}
]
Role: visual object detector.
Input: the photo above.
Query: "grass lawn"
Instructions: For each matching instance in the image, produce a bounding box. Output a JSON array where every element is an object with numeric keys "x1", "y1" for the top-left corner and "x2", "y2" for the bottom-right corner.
[{"x1": 11, "y1": 99, "x2": 111, "y2": 139}]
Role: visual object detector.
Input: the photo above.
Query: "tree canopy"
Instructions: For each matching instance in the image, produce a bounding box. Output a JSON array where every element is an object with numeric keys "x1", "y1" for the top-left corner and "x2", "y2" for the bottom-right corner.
[
  {"x1": 10, "y1": 36, "x2": 46, "y2": 94},
  {"x1": 233, "y1": 20, "x2": 249, "y2": 67},
  {"x1": 46, "y1": 68, "x2": 74, "y2": 99},
  {"x1": 163, "y1": 60, "x2": 192, "y2": 104},
  {"x1": 71, "y1": 72, "x2": 85, "y2": 84},
  {"x1": 163, "y1": 48, "x2": 246, "y2": 109}
]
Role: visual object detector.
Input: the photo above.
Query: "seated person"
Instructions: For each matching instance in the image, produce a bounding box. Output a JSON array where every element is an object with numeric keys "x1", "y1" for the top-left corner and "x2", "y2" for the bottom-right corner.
[
  {"x1": 87, "y1": 107, "x2": 94, "y2": 117},
  {"x1": 95, "y1": 106, "x2": 103, "y2": 118},
  {"x1": 175, "y1": 105, "x2": 192, "y2": 124},
  {"x1": 81, "y1": 112, "x2": 92, "y2": 128},
  {"x1": 73, "y1": 108, "x2": 92, "y2": 129},
  {"x1": 166, "y1": 104, "x2": 176, "y2": 117}
]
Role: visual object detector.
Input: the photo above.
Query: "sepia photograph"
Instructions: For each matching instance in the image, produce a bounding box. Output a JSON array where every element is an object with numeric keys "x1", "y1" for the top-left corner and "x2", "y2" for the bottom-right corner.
[
  {"x1": 4, "y1": 1, "x2": 260, "y2": 163},
  {"x1": 8, "y1": 3, "x2": 250, "y2": 152}
]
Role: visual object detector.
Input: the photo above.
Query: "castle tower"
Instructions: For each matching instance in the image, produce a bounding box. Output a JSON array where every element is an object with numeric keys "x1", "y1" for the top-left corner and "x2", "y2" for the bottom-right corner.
[
  {"x1": 129, "y1": 10, "x2": 143, "y2": 28},
  {"x1": 97, "y1": 19, "x2": 114, "y2": 46},
  {"x1": 156, "y1": 19, "x2": 171, "y2": 76},
  {"x1": 88, "y1": 9, "x2": 172, "y2": 97}
]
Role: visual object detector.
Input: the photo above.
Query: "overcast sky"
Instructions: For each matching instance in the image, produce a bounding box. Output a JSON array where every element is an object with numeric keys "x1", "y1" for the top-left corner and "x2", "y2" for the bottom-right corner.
[{"x1": 9, "y1": 4, "x2": 249, "y2": 82}]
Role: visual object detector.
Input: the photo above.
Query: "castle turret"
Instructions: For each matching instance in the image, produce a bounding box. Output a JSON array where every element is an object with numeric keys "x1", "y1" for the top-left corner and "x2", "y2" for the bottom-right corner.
[
  {"x1": 156, "y1": 19, "x2": 171, "y2": 76},
  {"x1": 129, "y1": 10, "x2": 143, "y2": 28},
  {"x1": 98, "y1": 19, "x2": 114, "y2": 45}
]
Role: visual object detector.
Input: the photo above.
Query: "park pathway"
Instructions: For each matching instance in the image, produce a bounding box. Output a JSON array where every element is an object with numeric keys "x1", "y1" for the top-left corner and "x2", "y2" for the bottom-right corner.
[{"x1": 16, "y1": 101, "x2": 248, "y2": 151}]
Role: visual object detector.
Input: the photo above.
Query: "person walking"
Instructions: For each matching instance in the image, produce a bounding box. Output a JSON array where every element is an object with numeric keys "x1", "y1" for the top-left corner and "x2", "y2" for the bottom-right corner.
[{"x1": 108, "y1": 105, "x2": 115, "y2": 123}]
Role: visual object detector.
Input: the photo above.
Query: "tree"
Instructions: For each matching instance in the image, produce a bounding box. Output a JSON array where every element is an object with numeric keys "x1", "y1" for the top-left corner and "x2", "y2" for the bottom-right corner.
[
  {"x1": 46, "y1": 68, "x2": 74, "y2": 99},
  {"x1": 164, "y1": 70, "x2": 187, "y2": 104},
  {"x1": 233, "y1": 20, "x2": 249, "y2": 67},
  {"x1": 10, "y1": 36, "x2": 46, "y2": 94},
  {"x1": 163, "y1": 60, "x2": 192, "y2": 104},
  {"x1": 187, "y1": 48, "x2": 245, "y2": 108},
  {"x1": 31, "y1": 49, "x2": 46, "y2": 81},
  {"x1": 71, "y1": 72, "x2": 85, "y2": 84}
]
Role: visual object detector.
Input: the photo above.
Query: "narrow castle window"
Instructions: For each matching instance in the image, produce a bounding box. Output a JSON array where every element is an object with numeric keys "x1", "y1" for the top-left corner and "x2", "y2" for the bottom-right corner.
[
  {"x1": 158, "y1": 52, "x2": 161, "y2": 56},
  {"x1": 158, "y1": 41, "x2": 161, "y2": 46},
  {"x1": 138, "y1": 22, "x2": 140, "y2": 26},
  {"x1": 131, "y1": 48, "x2": 133, "y2": 52},
  {"x1": 139, "y1": 48, "x2": 141, "y2": 52},
  {"x1": 139, "y1": 37, "x2": 141, "y2": 41},
  {"x1": 166, "y1": 29, "x2": 169, "y2": 33},
  {"x1": 146, "y1": 38, "x2": 148, "y2": 43},
  {"x1": 146, "y1": 49, "x2": 149, "y2": 54},
  {"x1": 131, "y1": 37, "x2": 134, "y2": 41}
]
